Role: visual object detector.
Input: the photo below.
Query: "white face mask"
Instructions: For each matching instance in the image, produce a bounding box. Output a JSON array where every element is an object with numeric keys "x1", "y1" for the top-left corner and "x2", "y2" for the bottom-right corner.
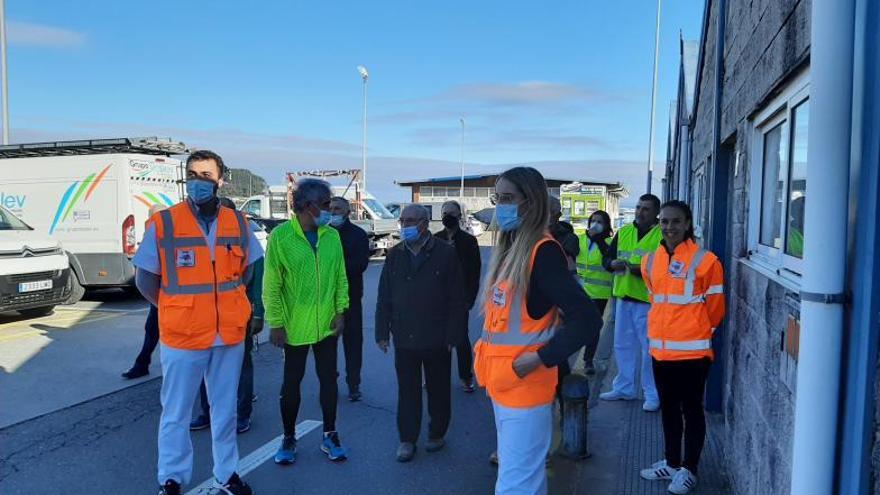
[{"x1": 589, "y1": 222, "x2": 605, "y2": 234}]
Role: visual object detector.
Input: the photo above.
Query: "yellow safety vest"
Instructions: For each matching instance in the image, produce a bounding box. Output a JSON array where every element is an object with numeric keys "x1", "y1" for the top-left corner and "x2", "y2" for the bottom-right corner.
[
  {"x1": 612, "y1": 223, "x2": 662, "y2": 303},
  {"x1": 576, "y1": 235, "x2": 612, "y2": 300}
]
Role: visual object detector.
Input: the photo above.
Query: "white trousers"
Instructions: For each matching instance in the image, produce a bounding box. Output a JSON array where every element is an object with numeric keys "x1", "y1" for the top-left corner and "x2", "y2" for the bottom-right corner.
[
  {"x1": 493, "y1": 402, "x2": 553, "y2": 495},
  {"x1": 157, "y1": 342, "x2": 244, "y2": 486},
  {"x1": 610, "y1": 299, "x2": 658, "y2": 402}
]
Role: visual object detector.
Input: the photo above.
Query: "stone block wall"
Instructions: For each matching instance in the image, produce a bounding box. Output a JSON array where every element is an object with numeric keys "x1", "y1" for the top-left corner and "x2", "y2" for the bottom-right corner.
[{"x1": 686, "y1": 0, "x2": 811, "y2": 493}]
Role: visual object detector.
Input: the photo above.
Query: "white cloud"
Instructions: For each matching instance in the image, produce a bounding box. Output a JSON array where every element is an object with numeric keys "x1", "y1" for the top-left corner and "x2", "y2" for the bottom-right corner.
[{"x1": 8, "y1": 21, "x2": 86, "y2": 48}]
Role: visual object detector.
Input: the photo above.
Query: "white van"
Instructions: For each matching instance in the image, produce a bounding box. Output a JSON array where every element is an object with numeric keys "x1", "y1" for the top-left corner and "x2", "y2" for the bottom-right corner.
[
  {"x1": 0, "y1": 204, "x2": 71, "y2": 316},
  {"x1": 0, "y1": 138, "x2": 186, "y2": 299}
]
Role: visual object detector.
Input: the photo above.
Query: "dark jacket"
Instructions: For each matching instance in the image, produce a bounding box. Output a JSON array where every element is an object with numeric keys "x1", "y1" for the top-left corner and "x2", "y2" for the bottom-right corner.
[
  {"x1": 549, "y1": 221, "x2": 580, "y2": 264},
  {"x1": 334, "y1": 219, "x2": 370, "y2": 300},
  {"x1": 434, "y1": 227, "x2": 482, "y2": 309},
  {"x1": 375, "y1": 235, "x2": 466, "y2": 350}
]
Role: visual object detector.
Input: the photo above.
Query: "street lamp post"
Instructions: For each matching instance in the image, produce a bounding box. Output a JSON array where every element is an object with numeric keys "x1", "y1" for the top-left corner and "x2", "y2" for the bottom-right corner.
[
  {"x1": 646, "y1": 0, "x2": 662, "y2": 194},
  {"x1": 0, "y1": 0, "x2": 9, "y2": 145},
  {"x1": 459, "y1": 118, "x2": 465, "y2": 198},
  {"x1": 357, "y1": 65, "x2": 369, "y2": 194}
]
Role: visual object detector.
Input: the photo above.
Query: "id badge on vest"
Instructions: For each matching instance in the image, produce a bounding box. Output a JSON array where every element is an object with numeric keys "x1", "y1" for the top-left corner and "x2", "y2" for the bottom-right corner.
[
  {"x1": 669, "y1": 259, "x2": 686, "y2": 278},
  {"x1": 176, "y1": 248, "x2": 196, "y2": 268},
  {"x1": 492, "y1": 286, "x2": 507, "y2": 307}
]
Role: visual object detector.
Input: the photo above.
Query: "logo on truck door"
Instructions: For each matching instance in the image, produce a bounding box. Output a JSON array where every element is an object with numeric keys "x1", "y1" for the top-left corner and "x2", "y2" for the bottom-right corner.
[{"x1": 49, "y1": 164, "x2": 112, "y2": 234}]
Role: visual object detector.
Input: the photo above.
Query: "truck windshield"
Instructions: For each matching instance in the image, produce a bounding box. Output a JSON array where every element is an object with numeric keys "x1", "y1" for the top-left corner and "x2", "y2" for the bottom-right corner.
[
  {"x1": 363, "y1": 199, "x2": 395, "y2": 219},
  {"x1": 0, "y1": 205, "x2": 32, "y2": 231},
  {"x1": 270, "y1": 198, "x2": 288, "y2": 216}
]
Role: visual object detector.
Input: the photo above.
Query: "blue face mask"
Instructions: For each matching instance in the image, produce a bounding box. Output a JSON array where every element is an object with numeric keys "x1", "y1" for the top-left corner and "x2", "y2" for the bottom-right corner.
[
  {"x1": 495, "y1": 204, "x2": 522, "y2": 231},
  {"x1": 314, "y1": 209, "x2": 332, "y2": 227},
  {"x1": 329, "y1": 214, "x2": 346, "y2": 227},
  {"x1": 401, "y1": 225, "x2": 421, "y2": 243},
  {"x1": 186, "y1": 178, "x2": 217, "y2": 205}
]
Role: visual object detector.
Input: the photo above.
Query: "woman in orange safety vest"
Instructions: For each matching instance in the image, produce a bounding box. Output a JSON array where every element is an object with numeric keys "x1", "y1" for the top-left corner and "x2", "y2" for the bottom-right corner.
[
  {"x1": 638, "y1": 200, "x2": 725, "y2": 495},
  {"x1": 473, "y1": 166, "x2": 602, "y2": 495}
]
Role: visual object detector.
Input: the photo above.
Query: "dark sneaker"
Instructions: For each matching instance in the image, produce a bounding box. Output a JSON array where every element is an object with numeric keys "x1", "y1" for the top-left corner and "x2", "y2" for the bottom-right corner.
[
  {"x1": 321, "y1": 431, "x2": 348, "y2": 461},
  {"x1": 273, "y1": 434, "x2": 297, "y2": 465},
  {"x1": 158, "y1": 479, "x2": 181, "y2": 495},
  {"x1": 426, "y1": 437, "x2": 446, "y2": 452},
  {"x1": 189, "y1": 415, "x2": 210, "y2": 431},
  {"x1": 461, "y1": 378, "x2": 476, "y2": 393},
  {"x1": 221, "y1": 473, "x2": 253, "y2": 495},
  {"x1": 397, "y1": 442, "x2": 416, "y2": 462},
  {"x1": 348, "y1": 387, "x2": 363, "y2": 402},
  {"x1": 121, "y1": 366, "x2": 149, "y2": 379},
  {"x1": 236, "y1": 417, "x2": 251, "y2": 434}
]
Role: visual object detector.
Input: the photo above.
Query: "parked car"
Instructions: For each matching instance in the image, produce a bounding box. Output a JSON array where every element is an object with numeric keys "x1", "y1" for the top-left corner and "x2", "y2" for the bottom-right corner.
[{"x1": 0, "y1": 204, "x2": 71, "y2": 317}]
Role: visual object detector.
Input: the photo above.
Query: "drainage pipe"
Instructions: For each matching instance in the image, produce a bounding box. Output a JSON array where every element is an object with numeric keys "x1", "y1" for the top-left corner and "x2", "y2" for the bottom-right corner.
[{"x1": 789, "y1": 0, "x2": 856, "y2": 493}]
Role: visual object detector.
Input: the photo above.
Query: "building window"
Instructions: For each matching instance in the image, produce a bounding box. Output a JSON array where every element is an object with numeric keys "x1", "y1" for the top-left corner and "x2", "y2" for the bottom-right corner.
[
  {"x1": 422, "y1": 187, "x2": 433, "y2": 197},
  {"x1": 464, "y1": 187, "x2": 475, "y2": 197},
  {"x1": 759, "y1": 123, "x2": 785, "y2": 249},
  {"x1": 786, "y1": 101, "x2": 809, "y2": 259},
  {"x1": 749, "y1": 71, "x2": 809, "y2": 277},
  {"x1": 477, "y1": 187, "x2": 490, "y2": 197}
]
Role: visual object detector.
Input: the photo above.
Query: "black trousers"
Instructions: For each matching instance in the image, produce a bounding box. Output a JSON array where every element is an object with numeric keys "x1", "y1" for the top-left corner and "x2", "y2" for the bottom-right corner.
[
  {"x1": 395, "y1": 347, "x2": 451, "y2": 443},
  {"x1": 341, "y1": 298, "x2": 363, "y2": 390},
  {"x1": 582, "y1": 298, "x2": 608, "y2": 365},
  {"x1": 280, "y1": 336, "x2": 338, "y2": 435},
  {"x1": 198, "y1": 327, "x2": 255, "y2": 420},
  {"x1": 652, "y1": 357, "x2": 711, "y2": 473},
  {"x1": 454, "y1": 310, "x2": 473, "y2": 381},
  {"x1": 133, "y1": 305, "x2": 159, "y2": 369}
]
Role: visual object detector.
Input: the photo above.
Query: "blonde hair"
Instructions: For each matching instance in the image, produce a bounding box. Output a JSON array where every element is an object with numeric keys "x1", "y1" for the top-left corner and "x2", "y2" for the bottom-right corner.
[{"x1": 486, "y1": 167, "x2": 550, "y2": 295}]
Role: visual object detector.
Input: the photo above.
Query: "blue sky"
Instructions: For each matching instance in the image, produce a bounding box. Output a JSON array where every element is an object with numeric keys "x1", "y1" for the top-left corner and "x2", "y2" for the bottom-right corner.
[{"x1": 6, "y1": 1, "x2": 704, "y2": 204}]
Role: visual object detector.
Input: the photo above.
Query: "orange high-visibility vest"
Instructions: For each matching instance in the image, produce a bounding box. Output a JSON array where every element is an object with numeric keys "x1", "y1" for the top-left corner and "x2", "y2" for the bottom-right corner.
[
  {"x1": 642, "y1": 239, "x2": 725, "y2": 361},
  {"x1": 474, "y1": 236, "x2": 561, "y2": 409},
  {"x1": 153, "y1": 202, "x2": 252, "y2": 350}
]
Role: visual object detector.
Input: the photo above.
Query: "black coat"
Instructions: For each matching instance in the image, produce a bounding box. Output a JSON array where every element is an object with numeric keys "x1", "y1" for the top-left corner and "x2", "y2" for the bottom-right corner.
[
  {"x1": 375, "y1": 235, "x2": 466, "y2": 350},
  {"x1": 334, "y1": 219, "x2": 370, "y2": 300},
  {"x1": 434, "y1": 227, "x2": 482, "y2": 309}
]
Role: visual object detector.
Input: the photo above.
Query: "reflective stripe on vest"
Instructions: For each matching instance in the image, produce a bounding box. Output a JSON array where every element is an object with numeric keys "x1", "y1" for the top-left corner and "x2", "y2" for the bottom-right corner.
[
  {"x1": 645, "y1": 249, "x2": 722, "y2": 305},
  {"x1": 649, "y1": 338, "x2": 712, "y2": 351},
  {"x1": 480, "y1": 292, "x2": 557, "y2": 346},
  {"x1": 158, "y1": 208, "x2": 249, "y2": 296}
]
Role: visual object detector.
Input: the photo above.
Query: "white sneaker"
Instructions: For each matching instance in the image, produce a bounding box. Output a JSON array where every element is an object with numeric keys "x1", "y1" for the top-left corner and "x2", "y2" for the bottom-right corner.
[
  {"x1": 667, "y1": 467, "x2": 697, "y2": 494},
  {"x1": 643, "y1": 399, "x2": 660, "y2": 412},
  {"x1": 640, "y1": 459, "x2": 679, "y2": 481},
  {"x1": 599, "y1": 390, "x2": 637, "y2": 401}
]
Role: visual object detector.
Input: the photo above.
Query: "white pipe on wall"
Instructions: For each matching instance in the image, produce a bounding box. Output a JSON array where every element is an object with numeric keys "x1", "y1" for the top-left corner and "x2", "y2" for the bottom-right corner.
[{"x1": 789, "y1": 0, "x2": 855, "y2": 493}]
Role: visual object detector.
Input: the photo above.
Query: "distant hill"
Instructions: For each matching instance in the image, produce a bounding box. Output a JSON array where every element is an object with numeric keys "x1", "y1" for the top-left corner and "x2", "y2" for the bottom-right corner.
[{"x1": 224, "y1": 168, "x2": 268, "y2": 198}]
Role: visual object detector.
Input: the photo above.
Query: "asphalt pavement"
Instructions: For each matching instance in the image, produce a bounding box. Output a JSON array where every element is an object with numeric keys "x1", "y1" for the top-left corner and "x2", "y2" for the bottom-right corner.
[
  {"x1": 1, "y1": 247, "x2": 678, "y2": 494},
  {"x1": 0, "y1": 257, "x2": 508, "y2": 494}
]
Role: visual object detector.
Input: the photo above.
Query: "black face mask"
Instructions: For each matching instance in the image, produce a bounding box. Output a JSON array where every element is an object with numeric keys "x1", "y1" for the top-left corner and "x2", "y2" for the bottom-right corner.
[
  {"x1": 442, "y1": 214, "x2": 459, "y2": 229},
  {"x1": 197, "y1": 197, "x2": 219, "y2": 217}
]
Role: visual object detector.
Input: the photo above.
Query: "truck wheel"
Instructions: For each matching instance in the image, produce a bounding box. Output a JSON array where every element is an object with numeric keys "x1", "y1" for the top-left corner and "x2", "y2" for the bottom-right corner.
[
  {"x1": 19, "y1": 306, "x2": 55, "y2": 318},
  {"x1": 64, "y1": 270, "x2": 85, "y2": 305}
]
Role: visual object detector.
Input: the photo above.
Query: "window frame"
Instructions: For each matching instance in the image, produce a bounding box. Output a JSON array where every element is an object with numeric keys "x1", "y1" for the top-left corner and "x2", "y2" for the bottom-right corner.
[{"x1": 747, "y1": 72, "x2": 810, "y2": 281}]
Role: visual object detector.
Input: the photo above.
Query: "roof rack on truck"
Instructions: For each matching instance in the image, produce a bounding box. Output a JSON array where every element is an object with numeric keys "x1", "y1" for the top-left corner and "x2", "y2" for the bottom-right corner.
[{"x1": 0, "y1": 137, "x2": 189, "y2": 158}]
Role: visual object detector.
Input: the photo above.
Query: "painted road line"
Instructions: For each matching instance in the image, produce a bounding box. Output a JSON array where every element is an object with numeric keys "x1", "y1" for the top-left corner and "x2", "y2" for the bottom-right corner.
[
  {"x1": 0, "y1": 329, "x2": 43, "y2": 342},
  {"x1": 56, "y1": 306, "x2": 148, "y2": 313},
  {"x1": 184, "y1": 419, "x2": 323, "y2": 495}
]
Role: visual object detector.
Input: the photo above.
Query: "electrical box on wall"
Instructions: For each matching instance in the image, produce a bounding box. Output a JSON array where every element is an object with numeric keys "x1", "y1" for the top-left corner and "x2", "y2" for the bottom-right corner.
[{"x1": 780, "y1": 292, "x2": 801, "y2": 394}]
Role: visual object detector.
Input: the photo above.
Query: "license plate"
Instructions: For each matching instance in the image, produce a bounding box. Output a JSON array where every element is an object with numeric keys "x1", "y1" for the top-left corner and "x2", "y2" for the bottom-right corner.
[{"x1": 18, "y1": 279, "x2": 52, "y2": 293}]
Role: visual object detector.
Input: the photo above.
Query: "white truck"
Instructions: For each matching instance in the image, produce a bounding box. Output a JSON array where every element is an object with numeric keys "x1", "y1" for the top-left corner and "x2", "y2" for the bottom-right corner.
[
  {"x1": 240, "y1": 172, "x2": 399, "y2": 255},
  {"x1": 0, "y1": 137, "x2": 187, "y2": 300}
]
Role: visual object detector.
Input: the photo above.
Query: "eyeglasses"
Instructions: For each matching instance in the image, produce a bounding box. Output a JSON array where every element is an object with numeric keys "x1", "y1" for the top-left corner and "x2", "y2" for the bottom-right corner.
[
  {"x1": 398, "y1": 218, "x2": 424, "y2": 227},
  {"x1": 490, "y1": 193, "x2": 518, "y2": 206}
]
